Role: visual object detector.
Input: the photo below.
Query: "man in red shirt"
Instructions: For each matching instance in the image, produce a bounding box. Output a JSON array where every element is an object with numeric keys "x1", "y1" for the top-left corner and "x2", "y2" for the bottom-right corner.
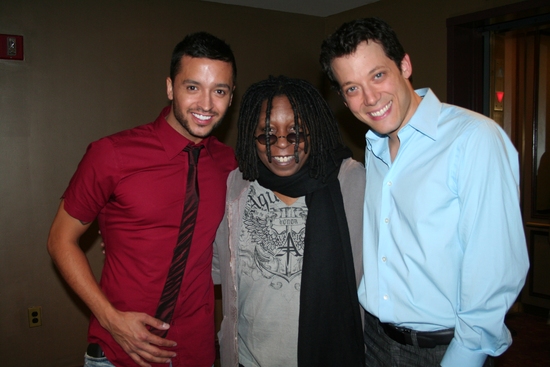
[{"x1": 47, "y1": 32, "x2": 238, "y2": 367}]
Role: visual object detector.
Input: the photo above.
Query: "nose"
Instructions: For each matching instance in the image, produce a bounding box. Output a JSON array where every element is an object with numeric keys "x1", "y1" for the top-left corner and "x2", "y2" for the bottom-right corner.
[
  {"x1": 197, "y1": 91, "x2": 213, "y2": 111},
  {"x1": 273, "y1": 135, "x2": 292, "y2": 149},
  {"x1": 362, "y1": 86, "x2": 379, "y2": 106}
]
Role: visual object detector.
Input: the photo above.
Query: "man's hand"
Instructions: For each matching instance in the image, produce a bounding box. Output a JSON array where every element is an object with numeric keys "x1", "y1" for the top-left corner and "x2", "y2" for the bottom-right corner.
[
  {"x1": 102, "y1": 309, "x2": 177, "y2": 367},
  {"x1": 96, "y1": 232, "x2": 176, "y2": 366},
  {"x1": 47, "y1": 202, "x2": 176, "y2": 367}
]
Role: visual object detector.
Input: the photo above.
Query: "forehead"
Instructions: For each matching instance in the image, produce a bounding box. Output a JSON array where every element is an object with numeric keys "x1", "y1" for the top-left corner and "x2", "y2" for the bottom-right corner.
[
  {"x1": 176, "y1": 56, "x2": 234, "y2": 86},
  {"x1": 257, "y1": 95, "x2": 297, "y2": 124},
  {"x1": 331, "y1": 41, "x2": 397, "y2": 86}
]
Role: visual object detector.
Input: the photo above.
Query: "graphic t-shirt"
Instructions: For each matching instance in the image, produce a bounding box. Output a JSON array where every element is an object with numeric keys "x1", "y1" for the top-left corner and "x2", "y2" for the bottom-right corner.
[{"x1": 237, "y1": 181, "x2": 307, "y2": 367}]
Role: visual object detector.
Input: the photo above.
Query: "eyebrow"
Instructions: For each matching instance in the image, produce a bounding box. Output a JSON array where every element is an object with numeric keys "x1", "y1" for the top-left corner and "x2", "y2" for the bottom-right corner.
[
  {"x1": 182, "y1": 79, "x2": 232, "y2": 89},
  {"x1": 339, "y1": 65, "x2": 387, "y2": 88},
  {"x1": 340, "y1": 81, "x2": 354, "y2": 89},
  {"x1": 214, "y1": 83, "x2": 232, "y2": 89}
]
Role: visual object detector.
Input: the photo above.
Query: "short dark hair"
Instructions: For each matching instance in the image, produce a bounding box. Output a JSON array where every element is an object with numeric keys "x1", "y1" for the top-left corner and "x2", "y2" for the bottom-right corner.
[
  {"x1": 170, "y1": 32, "x2": 237, "y2": 83},
  {"x1": 320, "y1": 17, "x2": 405, "y2": 90},
  {"x1": 237, "y1": 75, "x2": 345, "y2": 181}
]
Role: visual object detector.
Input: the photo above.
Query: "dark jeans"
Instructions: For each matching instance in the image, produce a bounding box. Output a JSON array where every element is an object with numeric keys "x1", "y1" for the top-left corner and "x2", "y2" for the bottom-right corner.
[{"x1": 364, "y1": 311, "x2": 494, "y2": 367}]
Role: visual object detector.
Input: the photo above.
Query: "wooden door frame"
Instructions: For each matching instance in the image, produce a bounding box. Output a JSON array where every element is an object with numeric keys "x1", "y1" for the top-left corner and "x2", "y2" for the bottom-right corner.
[
  {"x1": 447, "y1": 1, "x2": 550, "y2": 310},
  {"x1": 447, "y1": 0, "x2": 550, "y2": 111}
]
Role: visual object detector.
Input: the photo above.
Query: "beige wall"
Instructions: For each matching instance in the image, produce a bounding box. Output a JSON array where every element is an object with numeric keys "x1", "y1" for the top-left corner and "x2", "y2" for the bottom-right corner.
[{"x1": 0, "y1": 0, "x2": 523, "y2": 366}]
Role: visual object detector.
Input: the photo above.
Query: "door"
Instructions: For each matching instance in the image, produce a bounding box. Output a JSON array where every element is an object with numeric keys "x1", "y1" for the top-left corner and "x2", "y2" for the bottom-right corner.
[
  {"x1": 447, "y1": 2, "x2": 550, "y2": 309},
  {"x1": 490, "y1": 26, "x2": 550, "y2": 309}
]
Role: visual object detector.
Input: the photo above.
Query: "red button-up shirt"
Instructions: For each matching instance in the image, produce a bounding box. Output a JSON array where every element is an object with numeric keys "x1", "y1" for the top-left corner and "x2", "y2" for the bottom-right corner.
[{"x1": 63, "y1": 105, "x2": 237, "y2": 366}]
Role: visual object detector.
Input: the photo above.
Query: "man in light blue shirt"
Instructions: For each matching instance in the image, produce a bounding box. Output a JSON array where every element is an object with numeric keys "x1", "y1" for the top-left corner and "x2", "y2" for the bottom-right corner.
[{"x1": 320, "y1": 17, "x2": 529, "y2": 367}]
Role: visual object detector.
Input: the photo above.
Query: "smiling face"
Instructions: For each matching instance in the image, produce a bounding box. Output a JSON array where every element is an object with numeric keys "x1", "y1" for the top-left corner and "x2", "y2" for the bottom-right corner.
[
  {"x1": 255, "y1": 96, "x2": 309, "y2": 177},
  {"x1": 330, "y1": 41, "x2": 421, "y2": 140},
  {"x1": 166, "y1": 55, "x2": 234, "y2": 143}
]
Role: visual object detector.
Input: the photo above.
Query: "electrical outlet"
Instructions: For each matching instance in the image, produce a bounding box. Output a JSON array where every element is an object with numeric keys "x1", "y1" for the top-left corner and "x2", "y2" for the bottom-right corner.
[{"x1": 28, "y1": 306, "x2": 42, "y2": 327}]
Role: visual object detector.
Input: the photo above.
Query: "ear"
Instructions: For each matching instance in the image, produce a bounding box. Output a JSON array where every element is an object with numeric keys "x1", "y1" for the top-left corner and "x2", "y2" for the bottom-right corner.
[
  {"x1": 337, "y1": 90, "x2": 349, "y2": 107},
  {"x1": 401, "y1": 54, "x2": 413, "y2": 79},
  {"x1": 229, "y1": 85, "x2": 235, "y2": 107},
  {"x1": 166, "y1": 77, "x2": 174, "y2": 101}
]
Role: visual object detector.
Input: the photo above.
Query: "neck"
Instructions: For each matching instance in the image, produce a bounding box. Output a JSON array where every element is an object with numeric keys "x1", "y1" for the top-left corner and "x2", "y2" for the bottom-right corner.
[
  {"x1": 388, "y1": 89, "x2": 422, "y2": 162},
  {"x1": 389, "y1": 137, "x2": 400, "y2": 162},
  {"x1": 273, "y1": 191, "x2": 299, "y2": 206}
]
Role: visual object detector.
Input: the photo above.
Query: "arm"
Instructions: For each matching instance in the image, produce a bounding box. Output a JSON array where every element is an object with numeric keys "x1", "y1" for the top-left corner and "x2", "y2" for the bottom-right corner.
[
  {"x1": 338, "y1": 158, "x2": 365, "y2": 288},
  {"x1": 441, "y1": 123, "x2": 529, "y2": 367},
  {"x1": 212, "y1": 170, "x2": 235, "y2": 285},
  {"x1": 212, "y1": 222, "x2": 223, "y2": 285},
  {"x1": 47, "y1": 200, "x2": 177, "y2": 367}
]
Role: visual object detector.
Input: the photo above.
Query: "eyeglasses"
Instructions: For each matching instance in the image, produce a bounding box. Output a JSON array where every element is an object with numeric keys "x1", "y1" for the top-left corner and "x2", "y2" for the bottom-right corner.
[{"x1": 254, "y1": 132, "x2": 308, "y2": 145}]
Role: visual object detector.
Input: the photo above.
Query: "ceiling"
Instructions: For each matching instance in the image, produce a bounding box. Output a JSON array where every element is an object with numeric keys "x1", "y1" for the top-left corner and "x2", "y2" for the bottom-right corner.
[{"x1": 199, "y1": 0, "x2": 379, "y2": 17}]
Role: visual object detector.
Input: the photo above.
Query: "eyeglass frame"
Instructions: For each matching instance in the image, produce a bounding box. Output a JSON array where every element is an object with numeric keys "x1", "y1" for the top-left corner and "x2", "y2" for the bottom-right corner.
[{"x1": 254, "y1": 132, "x2": 309, "y2": 145}]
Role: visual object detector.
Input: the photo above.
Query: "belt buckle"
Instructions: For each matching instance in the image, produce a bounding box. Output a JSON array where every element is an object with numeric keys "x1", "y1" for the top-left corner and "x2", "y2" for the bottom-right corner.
[
  {"x1": 395, "y1": 325, "x2": 414, "y2": 345},
  {"x1": 381, "y1": 322, "x2": 413, "y2": 345},
  {"x1": 395, "y1": 325, "x2": 411, "y2": 334}
]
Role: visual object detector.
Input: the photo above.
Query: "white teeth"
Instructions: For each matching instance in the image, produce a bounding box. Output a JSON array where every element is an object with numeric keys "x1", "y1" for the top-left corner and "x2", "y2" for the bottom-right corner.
[
  {"x1": 273, "y1": 156, "x2": 293, "y2": 163},
  {"x1": 192, "y1": 113, "x2": 211, "y2": 121},
  {"x1": 370, "y1": 101, "x2": 392, "y2": 117}
]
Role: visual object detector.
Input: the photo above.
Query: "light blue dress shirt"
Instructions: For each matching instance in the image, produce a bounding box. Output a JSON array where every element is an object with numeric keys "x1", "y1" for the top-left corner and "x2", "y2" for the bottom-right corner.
[{"x1": 358, "y1": 88, "x2": 529, "y2": 367}]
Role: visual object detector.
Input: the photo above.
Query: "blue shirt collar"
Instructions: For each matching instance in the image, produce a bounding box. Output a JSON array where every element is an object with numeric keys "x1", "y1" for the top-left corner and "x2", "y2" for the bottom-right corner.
[{"x1": 366, "y1": 88, "x2": 441, "y2": 144}]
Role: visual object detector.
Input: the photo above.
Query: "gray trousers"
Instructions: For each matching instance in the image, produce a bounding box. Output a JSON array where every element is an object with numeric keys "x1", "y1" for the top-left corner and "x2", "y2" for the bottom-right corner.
[{"x1": 364, "y1": 311, "x2": 494, "y2": 367}]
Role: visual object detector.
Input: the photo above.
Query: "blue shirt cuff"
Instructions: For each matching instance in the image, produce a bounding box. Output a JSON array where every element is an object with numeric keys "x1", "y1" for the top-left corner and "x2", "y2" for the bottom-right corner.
[{"x1": 440, "y1": 339, "x2": 488, "y2": 367}]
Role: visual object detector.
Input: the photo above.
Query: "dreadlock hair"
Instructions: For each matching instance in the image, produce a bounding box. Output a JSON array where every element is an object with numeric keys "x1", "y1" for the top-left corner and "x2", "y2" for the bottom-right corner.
[{"x1": 237, "y1": 75, "x2": 345, "y2": 181}]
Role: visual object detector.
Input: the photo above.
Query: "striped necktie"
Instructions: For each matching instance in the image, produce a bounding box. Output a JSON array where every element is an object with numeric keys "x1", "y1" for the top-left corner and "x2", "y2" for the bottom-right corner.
[{"x1": 151, "y1": 144, "x2": 202, "y2": 337}]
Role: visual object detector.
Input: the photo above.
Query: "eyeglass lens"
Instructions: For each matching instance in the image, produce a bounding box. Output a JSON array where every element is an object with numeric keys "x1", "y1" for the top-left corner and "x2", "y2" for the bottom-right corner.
[{"x1": 255, "y1": 133, "x2": 304, "y2": 145}]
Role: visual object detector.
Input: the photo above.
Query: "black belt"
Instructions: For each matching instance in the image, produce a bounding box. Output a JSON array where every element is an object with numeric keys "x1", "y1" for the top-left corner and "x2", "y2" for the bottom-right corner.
[
  {"x1": 86, "y1": 343, "x2": 105, "y2": 358},
  {"x1": 380, "y1": 322, "x2": 454, "y2": 348}
]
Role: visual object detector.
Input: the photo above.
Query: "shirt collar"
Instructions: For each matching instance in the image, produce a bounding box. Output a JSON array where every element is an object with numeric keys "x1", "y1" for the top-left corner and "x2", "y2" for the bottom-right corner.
[
  {"x1": 154, "y1": 105, "x2": 214, "y2": 160},
  {"x1": 366, "y1": 88, "x2": 441, "y2": 145},
  {"x1": 405, "y1": 88, "x2": 440, "y2": 141}
]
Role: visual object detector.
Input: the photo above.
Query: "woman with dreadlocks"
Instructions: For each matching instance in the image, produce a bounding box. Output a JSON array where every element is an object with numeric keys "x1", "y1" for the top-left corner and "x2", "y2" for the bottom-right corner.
[{"x1": 213, "y1": 75, "x2": 365, "y2": 367}]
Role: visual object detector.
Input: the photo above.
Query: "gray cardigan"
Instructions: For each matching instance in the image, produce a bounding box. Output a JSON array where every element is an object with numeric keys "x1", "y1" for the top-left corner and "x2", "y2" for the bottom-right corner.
[{"x1": 212, "y1": 158, "x2": 365, "y2": 367}]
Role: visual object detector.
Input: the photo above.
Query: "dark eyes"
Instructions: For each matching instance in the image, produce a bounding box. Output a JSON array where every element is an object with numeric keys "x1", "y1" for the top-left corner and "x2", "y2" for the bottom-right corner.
[
  {"x1": 254, "y1": 132, "x2": 307, "y2": 145},
  {"x1": 185, "y1": 86, "x2": 228, "y2": 96}
]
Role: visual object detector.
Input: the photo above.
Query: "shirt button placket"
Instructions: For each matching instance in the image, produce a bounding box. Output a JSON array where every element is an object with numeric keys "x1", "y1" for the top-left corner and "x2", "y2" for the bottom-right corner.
[{"x1": 379, "y1": 175, "x2": 393, "y2": 315}]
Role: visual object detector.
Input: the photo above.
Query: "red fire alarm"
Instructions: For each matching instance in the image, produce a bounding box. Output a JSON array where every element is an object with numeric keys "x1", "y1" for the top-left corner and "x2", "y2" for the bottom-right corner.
[{"x1": 0, "y1": 34, "x2": 24, "y2": 60}]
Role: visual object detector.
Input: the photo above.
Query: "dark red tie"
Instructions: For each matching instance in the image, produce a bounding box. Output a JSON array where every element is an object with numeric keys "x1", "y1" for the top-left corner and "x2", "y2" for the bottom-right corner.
[{"x1": 151, "y1": 144, "x2": 202, "y2": 337}]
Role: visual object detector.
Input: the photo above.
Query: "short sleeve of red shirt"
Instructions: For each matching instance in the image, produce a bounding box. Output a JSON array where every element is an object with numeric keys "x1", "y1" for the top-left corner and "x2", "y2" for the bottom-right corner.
[{"x1": 63, "y1": 137, "x2": 121, "y2": 222}]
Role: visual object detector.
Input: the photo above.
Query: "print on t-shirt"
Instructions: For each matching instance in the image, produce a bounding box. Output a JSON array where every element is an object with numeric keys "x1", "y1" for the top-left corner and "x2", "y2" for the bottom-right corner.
[{"x1": 239, "y1": 183, "x2": 307, "y2": 290}]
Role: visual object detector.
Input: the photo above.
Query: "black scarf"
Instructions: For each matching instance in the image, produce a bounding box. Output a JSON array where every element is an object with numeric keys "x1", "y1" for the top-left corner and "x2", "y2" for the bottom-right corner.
[{"x1": 257, "y1": 147, "x2": 365, "y2": 367}]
